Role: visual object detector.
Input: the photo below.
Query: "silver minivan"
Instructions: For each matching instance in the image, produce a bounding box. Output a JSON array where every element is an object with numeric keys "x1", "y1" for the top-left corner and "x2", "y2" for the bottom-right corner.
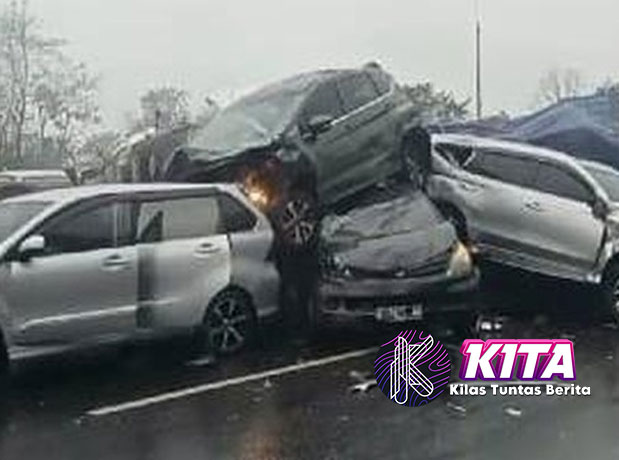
[
  {"x1": 428, "y1": 133, "x2": 619, "y2": 318},
  {"x1": 0, "y1": 183, "x2": 280, "y2": 374}
]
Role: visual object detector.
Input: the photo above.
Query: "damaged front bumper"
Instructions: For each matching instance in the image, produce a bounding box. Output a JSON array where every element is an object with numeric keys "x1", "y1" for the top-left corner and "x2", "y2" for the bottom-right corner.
[{"x1": 317, "y1": 268, "x2": 480, "y2": 322}]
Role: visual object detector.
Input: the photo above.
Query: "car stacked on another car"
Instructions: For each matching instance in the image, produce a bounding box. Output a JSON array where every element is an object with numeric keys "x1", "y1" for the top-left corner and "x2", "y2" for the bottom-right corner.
[
  {"x1": 0, "y1": 183, "x2": 280, "y2": 375},
  {"x1": 428, "y1": 133, "x2": 619, "y2": 319},
  {"x1": 164, "y1": 63, "x2": 419, "y2": 250},
  {"x1": 316, "y1": 185, "x2": 479, "y2": 325}
]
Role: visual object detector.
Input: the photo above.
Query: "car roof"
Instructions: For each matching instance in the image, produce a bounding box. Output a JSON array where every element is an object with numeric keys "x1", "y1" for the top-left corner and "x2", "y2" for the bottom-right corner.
[
  {"x1": 4, "y1": 182, "x2": 237, "y2": 205},
  {"x1": 240, "y1": 67, "x2": 373, "y2": 103},
  {"x1": 432, "y1": 133, "x2": 578, "y2": 164}
]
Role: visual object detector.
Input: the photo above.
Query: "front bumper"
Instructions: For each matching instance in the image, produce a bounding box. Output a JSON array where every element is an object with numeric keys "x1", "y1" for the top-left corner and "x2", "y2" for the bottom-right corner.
[{"x1": 318, "y1": 268, "x2": 480, "y2": 321}]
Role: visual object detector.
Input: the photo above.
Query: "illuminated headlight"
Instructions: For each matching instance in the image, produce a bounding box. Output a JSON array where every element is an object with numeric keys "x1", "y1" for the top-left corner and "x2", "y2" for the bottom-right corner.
[
  {"x1": 447, "y1": 242, "x2": 473, "y2": 278},
  {"x1": 246, "y1": 185, "x2": 270, "y2": 209}
]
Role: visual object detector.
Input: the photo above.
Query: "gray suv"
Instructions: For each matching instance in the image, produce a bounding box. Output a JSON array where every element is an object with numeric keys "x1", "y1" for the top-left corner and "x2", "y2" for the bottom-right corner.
[
  {"x1": 428, "y1": 134, "x2": 619, "y2": 318},
  {"x1": 0, "y1": 183, "x2": 279, "y2": 375},
  {"x1": 164, "y1": 64, "x2": 417, "y2": 249}
]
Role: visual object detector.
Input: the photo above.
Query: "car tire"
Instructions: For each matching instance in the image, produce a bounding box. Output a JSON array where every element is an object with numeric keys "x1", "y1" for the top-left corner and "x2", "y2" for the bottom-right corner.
[
  {"x1": 601, "y1": 262, "x2": 619, "y2": 323},
  {"x1": 273, "y1": 190, "x2": 319, "y2": 252},
  {"x1": 199, "y1": 289, "x2": 257, "y2": 356}
]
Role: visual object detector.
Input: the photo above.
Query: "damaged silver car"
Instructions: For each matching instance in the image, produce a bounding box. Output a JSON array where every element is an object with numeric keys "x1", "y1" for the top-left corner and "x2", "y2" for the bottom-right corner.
[
  {"x1": 0, "y1": 183, "x2": 280, "y2": 375},
  {"x1": 316, "y1": 188, "x2": 479, "y2": 324},
  {"x1": 428, "y1": 133, "x2": 619, "y2": 319}
]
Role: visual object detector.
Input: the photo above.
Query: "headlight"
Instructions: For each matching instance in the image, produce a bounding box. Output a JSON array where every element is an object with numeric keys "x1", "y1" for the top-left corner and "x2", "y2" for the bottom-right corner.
[
  {"x1": 241, "y1": 172, "x2": 273, "y2": 210},
  {"x1": 246, "y1": 185, "x2": 270, "y2": 209},
  {"x1": 447, "y1": 242, "x2": 473, "y2": 278}
]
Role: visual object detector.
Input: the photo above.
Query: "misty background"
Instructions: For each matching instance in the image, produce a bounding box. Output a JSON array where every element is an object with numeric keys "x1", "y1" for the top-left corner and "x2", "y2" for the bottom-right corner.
[{"x1": 27, "y1": 0, "x2": 619, "y2": 126}]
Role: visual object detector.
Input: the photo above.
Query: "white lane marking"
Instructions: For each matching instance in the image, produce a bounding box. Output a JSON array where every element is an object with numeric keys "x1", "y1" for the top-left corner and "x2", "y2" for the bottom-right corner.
[{"x1": 88, "y1": 347, "x2": 377, "y2": 417}]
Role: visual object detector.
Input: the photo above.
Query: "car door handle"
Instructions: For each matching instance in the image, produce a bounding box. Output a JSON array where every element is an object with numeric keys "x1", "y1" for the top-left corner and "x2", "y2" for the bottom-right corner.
[
  {"x1": 194, "y1": 242, "x2": 221, "y2": 257},
  {"x1": 524, "y1": 200, "x2": 544, "y2": 212},
  {"x1": 102, "y1": 254, "x2": 130, "y2": 270}
]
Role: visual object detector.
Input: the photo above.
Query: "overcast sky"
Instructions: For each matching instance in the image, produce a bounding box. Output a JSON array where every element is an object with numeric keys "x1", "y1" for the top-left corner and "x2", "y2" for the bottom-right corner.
[{"x1": 28, "y1": 0, "x2": 619, "y2": 128}]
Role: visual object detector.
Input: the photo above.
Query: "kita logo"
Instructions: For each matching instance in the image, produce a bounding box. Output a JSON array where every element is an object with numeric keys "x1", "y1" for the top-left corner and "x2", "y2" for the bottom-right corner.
[
  {"x1": 374, "y1": 330, "x2": 451, "y2": 407},
  {"x1": 459, "y1": 339, "x2": 576, "y2": 381}
]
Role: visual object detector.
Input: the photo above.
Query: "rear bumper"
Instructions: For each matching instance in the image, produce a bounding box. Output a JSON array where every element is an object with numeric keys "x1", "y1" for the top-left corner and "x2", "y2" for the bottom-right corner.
[{"x1": 318, "y1": 268, "x2": 480, "y2": 320}]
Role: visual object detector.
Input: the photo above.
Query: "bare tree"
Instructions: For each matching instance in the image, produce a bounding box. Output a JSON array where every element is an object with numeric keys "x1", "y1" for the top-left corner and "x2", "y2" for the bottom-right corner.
[
  {"x1": 0, "y1": 0, "x2": 99, "y2": 169},
  {"x1": 401, "y1": 82, "x2": 470, "y2": 122},
  {"x1": 538, "y1": 68, "x2": 585, "y2": 105},
  {"x1": 138, "y1": 86, "x2": 190, "y2": 132}
]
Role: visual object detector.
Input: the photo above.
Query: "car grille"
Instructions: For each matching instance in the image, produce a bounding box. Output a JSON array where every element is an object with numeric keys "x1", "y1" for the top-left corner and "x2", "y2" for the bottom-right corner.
[{"x1": 348, "y1": 252, "x2": 449, "y2": 280}]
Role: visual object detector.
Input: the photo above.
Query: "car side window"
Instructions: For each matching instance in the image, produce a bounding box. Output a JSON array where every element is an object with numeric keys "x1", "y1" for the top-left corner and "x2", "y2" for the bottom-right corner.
[
  {"x1": 41, "y1": 201, "x2": 116, "y2": 255},
  {"x1": 137, "y1": 195, "x2": 221, "y2": 243},
  {"x1": 300, "y1": 81, "x2": 344, "y2": 125},
  {"x1": 337, "y1": 72, "x2": 380, "y2": 113},
  {"x1": 218, "y1": 194, "x2": 257, "y2": 233},
  {"x1": 532, "y1": 163, "x2": 593, "y2": 203},
  {"x1": 435, "y1": 143, "x2": 474, "y2": 167},
  {"x1": 465, "y1": 150, "x2": 537, "y2": 188}
]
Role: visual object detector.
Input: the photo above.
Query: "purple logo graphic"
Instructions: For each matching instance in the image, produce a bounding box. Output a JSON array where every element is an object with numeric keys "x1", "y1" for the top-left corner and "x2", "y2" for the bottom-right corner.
[{"x1": 374, "y1": 330, "x2": 451, "y2": 407}]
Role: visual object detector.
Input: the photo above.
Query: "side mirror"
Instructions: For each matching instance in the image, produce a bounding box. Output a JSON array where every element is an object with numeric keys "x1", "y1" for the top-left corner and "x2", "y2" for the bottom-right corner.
[
  {"x1": 302, "y1": 114, "x2": 334, "y2": 141},
  {"x1": 18, "y1": 235, "x2": 46, "y2": 261},
  {"x1": 592, "y1": 198, "x2": 609, "y2": 219}
]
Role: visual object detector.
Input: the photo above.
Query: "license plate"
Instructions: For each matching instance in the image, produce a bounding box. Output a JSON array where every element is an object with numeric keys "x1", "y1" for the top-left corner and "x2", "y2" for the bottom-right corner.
[{"x1": 375, "y1": 304, "x2": 423, "y2": 323}]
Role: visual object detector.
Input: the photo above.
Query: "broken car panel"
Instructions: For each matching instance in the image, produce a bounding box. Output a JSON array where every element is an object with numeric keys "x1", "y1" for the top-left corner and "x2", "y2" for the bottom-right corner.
[
  {"x1": 428, "y1": 133, "x2": 619, "y2": 319},
  {"x1": 317, "y1": 189, "x2": 479, "y2": 323},
  {"x1": 164, "y1": 64, "x2": 418, "y2": 248}
]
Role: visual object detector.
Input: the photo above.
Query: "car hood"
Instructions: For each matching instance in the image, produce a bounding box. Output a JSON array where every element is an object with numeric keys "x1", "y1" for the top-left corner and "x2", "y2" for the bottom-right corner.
[{"x1": 321, "y1": 193, "x2": 457, "y2": 272}]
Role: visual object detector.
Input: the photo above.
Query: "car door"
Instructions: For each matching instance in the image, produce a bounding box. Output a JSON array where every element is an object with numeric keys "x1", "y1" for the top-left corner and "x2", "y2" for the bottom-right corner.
[
  {"x1": 297, "y1": 79, "x2": 350, "y2": 201},
  {"x1": 4, "y1": 198, "x2": 138, "y2": 345},
  {"x1": 135, "y1": 192, "x2": 230, "y2": 329},
  {"x1": 331, "y1": 71, "x2": 395, "y2": 201},
  {"x1": 458, "y1": 149, "x2": 538, "y2": 252},
  {"x1": 519, "y1": 161, "x2": 605, "y2": 277}
]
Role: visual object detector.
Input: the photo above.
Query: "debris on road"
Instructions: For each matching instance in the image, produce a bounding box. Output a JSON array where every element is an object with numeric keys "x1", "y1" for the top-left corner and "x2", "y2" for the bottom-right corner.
[
  {"x1": 446, "y1": 401, "x2": 467, "y2": 416},
  {"x1": 350, "y1": 379, "x2": 377, "y2": 393},
  {"x1": 503, "y1": 405, "x2": 523, "y2": 418}
]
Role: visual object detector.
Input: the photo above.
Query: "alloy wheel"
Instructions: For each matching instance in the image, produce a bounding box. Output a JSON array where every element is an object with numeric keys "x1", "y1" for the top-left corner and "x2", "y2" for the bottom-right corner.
[
  {"x1": 280, "y1": 198, "x2": 316, "y2": 247},
  {"x1": 205, "y1": 293, "x2": 252, "y2": 355}
]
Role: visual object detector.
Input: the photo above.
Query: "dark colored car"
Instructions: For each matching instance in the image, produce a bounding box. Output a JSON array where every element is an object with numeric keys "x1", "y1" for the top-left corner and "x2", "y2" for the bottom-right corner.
[
  {"x1": 315, "y1": 188, "x2": 479, "y2": 324},
  {"x1": 164, "y1": 64, "x2": 418, "y2": 249},
  {"x1": 0, "y1": 170, "x2": 73, "y2": 200}
]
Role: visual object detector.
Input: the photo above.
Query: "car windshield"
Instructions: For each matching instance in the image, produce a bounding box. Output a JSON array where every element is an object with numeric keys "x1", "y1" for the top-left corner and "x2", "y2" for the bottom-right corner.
[
  {"x1": 584, "y1": 165, "x2": 619, "y2": 202},
  {"x1": 0, "y1": 202, "x2": 49, "y2": 243},
  {"x1": 189, "y1": 89, "x2": 307, "y2": 156}
]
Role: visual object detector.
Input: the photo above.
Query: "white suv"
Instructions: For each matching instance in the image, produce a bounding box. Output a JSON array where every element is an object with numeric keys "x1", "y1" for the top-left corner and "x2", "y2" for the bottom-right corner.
[
  {"x1": 428, "y1": 133, "x2": 619, "y2": 319},
  {"x1": 0, "y1": 183, "x2": 280, "y2": 375}
]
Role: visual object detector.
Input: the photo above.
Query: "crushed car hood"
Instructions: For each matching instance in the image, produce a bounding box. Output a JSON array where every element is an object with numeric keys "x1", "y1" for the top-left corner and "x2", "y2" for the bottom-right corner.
[{"x1": 322, "y1": 192, "x2": 457, "y2": 272}]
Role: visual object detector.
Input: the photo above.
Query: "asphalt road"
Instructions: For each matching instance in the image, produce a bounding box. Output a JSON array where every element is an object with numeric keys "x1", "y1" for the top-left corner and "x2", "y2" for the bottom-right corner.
[{"x1": 1, "y1": 264, "x2": 619, "y2": 460}]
